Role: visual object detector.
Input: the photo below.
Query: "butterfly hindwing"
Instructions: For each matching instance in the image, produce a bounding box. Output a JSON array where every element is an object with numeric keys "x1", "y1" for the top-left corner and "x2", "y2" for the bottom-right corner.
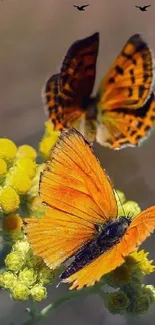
[
  {"x1": 61, "y1": 205, "x2": 155, "y2": 289},
  {"x1": 97, "y1": 92, "x2": 155, "y2": 148},
  {"x1": 98, "y1": 34, "x2": 155, "y2": 110}
]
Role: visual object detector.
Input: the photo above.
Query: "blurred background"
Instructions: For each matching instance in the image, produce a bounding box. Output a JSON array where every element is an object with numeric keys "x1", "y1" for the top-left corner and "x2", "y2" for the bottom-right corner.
[{"x1": 0, "y1": 0, "x2": 155, "y2": 324}]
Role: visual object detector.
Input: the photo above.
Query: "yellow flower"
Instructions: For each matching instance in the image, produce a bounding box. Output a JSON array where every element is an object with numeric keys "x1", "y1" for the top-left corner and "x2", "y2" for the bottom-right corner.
[
  {"x1": 123, "y1": 201, "x2": 141, "y2": 218},
  {"x1": 8, "y1": 170, "x2": 32, "y2": 195},
  {"x1": 0, "y1": 138, "x2": 17, "y2": 164},
  {"x1": 17, "y1": 145, "x2": 37, "y2": 160},
  {"x1": 0, "y1": 271, "x2": 17, "y2": 289},
  {"x1": 0, "y1": 187, "x2": 20, "y2": 213},
  {"x1": 2, "y1": 214, "x2": 22, "y2": 234},
  {"x1": 15, "y1": 158, "x2": 36, "y2": 179},
  {"x1": 44, "y1": 120, "x2": 60, "y2": 137},
  {"x1": 10, "y1": 282, "x2": 30, "y2": 301},
  {"x1": 13, "y1": 239, "x2": 30, "y2": 256},
  {"x1": 39, "y1": 136, "x2": 58, "y2": 161},
  {"x1": 5, "y1": 252, "x2": 24, "y2": 272},
  {"x1": 126, "y1": 250, "x2": 155, "y2": 274},
  {"x1": 30, "y1": 284, "x2": 47, "y2": 301},
  {"x1": 39, "y1": 121, "x2": 60, "y2": 160},
  {"x1": 18, "y1": 267, "x2": 37, "y2": 287}
]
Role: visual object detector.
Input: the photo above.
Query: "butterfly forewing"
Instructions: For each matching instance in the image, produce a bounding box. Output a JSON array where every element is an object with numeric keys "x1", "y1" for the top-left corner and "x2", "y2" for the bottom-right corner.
[{"x1": 25, "y1": 129, "x2": 117, "y2": 271}]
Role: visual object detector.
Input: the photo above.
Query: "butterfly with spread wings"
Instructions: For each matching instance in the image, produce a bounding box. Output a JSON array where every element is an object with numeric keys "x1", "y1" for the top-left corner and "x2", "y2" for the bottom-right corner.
[
  {"x1": 42, "y1": 33, "x2": 155, "y2": 149},
  {"x1": 25, "y1": 129, "x2": 155, "y2": 290}
]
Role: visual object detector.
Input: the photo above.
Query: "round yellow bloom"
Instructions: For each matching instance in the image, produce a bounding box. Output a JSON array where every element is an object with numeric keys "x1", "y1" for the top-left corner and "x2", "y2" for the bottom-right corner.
[
  {"x1": 5, "y1": 252, "x2": 24, "y2": 272},
  {"x1": 10, "y1": 282, "x2": 30, "y2": 301},
  {"x1": 3, "y1": 214, "x2": 22, "y2": 233},
  {"x1": 0, "y1": 138, "x2": 17, "y2": 164},
  {"x1": 13, "y1": 240, "x2": 30, "y2": 256},
  {"x1": 0, "y1": 187, "x2": 20, "y2": 213},
  {"x1": 0, "y1": 271, "x2": 17, "y2": 289},
  {"x1": 15, "y1": 158, "x2": 36, "y2": 179},
  {"x1": 30, "y1": 284, "x2": 47, "y2": 301},
  {"x1": 39, "y1": 135, "x2": 59, "y2": 161},
  {"x1": 17, "y1": 145, "x2": 37, "y2": 160},
  {"x1": 19, "y1": 267, "x2": 37, "y2": 287},
  {"x1": 0, "y1": 158, "x2": 7, "y2": 176},
  {"x1": 10, "y1": 171, "x2": 32, "y2": 195}
]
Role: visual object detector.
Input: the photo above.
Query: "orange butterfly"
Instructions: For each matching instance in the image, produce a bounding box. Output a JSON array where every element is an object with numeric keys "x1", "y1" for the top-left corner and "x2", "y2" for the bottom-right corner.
[
  {"x1": 42, "y1": 32, "x2": 155, "y2": 149},
  {"x1": 25, "y1": 129, "x2": 155, "y2": 290}
]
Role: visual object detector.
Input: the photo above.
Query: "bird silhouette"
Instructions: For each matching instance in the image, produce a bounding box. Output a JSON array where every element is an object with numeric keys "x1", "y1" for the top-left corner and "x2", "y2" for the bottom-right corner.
[
  {"x1": 73, "y1": 4, "x2": 89, "y2": 11},
  {"x1": 135, "y1": 5, "x2": 151, "y2": 11}
]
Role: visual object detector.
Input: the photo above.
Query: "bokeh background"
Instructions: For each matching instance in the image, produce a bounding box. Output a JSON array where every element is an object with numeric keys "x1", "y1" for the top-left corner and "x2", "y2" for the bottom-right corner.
[{"x1": 0, "y1": 0, "x2": 155, "y2": 324}]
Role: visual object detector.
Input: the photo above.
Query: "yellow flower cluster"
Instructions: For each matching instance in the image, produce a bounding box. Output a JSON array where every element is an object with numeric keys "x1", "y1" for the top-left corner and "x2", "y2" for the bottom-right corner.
[
  {"x1": 0, "y1": 138, "x2": 42, "y2": 242},
  {"x1": 0, "y1": 130, "x2": 154, "y2": 316},
  {"x1": 0, "y1": 240, "x2": 60, "y2": 301}
]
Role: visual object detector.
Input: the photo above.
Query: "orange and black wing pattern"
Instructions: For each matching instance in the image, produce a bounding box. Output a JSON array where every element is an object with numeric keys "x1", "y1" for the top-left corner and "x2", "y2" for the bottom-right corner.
[
  {"x1": 97, "y1": 92, "x2": 155, "y2": 149},
  {"x1": 25, "y1": 128, "x2": 117, "y2": 270},
  {"x1": 97, "y1": 34, "x2": 155, "y2": 148},
  {"x1": 42, "y1": 33, "x2": 99, "y2": 130},
  {"x1": 42, "y1": 74, "x2": 64, "y2": 131}
]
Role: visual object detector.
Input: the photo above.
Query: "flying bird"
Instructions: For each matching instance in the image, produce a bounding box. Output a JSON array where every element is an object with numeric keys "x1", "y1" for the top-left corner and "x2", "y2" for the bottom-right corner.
[
  {"x1": 73, "y1": 4, "x2": 89, "y2": 11},
  {"x1": 135, "y1": 5, "x2": 151, "y2": 11}
]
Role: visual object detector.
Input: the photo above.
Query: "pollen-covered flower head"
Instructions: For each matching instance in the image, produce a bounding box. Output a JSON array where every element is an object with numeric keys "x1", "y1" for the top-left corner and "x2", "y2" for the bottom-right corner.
[
  {"x1": 0, "y1": 138, "x2": 17, "y2": 165},
  {"x1": 39, "y1": 121, "x2": 60, "y2": 160},
  {"x1": 0, "y1": 187, "x2": 20, "y2": 213},
  {"x1": 17, "y1": 145, "x2": 37, "y2": 160}
]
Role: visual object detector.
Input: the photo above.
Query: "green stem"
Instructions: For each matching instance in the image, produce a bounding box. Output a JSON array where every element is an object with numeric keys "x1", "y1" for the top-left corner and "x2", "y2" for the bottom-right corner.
[{"x1": 22, "y1": 285, "x2": 101, "y2": 325}]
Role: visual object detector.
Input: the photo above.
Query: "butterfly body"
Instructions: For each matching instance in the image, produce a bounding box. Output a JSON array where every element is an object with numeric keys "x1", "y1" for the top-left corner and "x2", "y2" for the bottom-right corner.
[
  {"x1": 43, "y1": 32, "x2": 155, "y2": 149},
  {"x1": 61, "y1": 216, "x2": 131, "y2": 280}
]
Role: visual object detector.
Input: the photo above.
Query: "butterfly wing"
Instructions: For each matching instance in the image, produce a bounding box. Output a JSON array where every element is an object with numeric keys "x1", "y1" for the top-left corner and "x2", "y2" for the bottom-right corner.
[
  {"x1": 25, "y1": 129, "x2": 117, "y2": 270},
  {"x1": 96, "y1": 34, "x2": 155, "y2": 149},
  {"x1": 98, "y1": 34, "x2": 155, "y2": 110},
  {"x1": 96, "y1": 92, "x2": 155, "y2": 148},
  {"x1": 42, "y1": 74, "x2": 64, "y2": 130},
  {"x1": 42, "y1": 33, "x2": 99, "y2": 130},
  {"x1": 62, "y1": 205, "x2": 155, "y2": 289}
]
